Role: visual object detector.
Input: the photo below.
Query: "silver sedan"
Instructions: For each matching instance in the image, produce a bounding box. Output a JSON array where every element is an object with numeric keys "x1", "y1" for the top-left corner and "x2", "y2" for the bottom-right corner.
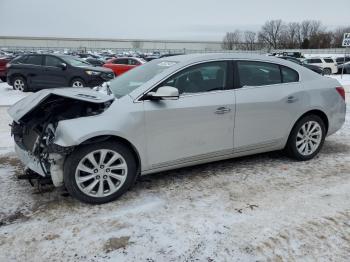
[{"x1": 9, "y1": 53, "x2": 346, "y2": 204}]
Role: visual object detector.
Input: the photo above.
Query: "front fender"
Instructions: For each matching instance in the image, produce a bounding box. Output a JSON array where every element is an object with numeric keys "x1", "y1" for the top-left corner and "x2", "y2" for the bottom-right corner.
[{"x1": 53, "y1": 97, "x2": 148, "y2": 169}]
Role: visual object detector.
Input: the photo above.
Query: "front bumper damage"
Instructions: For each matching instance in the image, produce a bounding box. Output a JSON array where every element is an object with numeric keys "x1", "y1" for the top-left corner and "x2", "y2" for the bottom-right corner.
[
  {"x1": 14, "y1": 138, "x2": 73, "y2": 187},
  {"x1": 8, "y1": 88, "x2": 114, "y2": 187}
]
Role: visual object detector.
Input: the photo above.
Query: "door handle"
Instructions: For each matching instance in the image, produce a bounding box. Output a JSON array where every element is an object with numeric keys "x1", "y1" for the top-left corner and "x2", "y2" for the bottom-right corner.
[
  {"x1": 215, "y1": 107, "x2": 231, "y2": 114},
  {"x1": 287, "y1": 96, "x2": 298, "y2": 103}
]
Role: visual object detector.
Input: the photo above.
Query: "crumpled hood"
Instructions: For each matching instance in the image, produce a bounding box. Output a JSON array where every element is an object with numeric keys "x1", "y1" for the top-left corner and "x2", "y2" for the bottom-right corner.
[{"x1": 8, "y1": 88, "x2": 115, "y2": 122}]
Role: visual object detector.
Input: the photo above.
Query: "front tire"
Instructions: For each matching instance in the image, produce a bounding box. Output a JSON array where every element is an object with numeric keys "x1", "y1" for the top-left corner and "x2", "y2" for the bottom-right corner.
[
  {"x1": 64, "y1": 141, "x2": 137, "y2": 204},
  {"x1": 70, "y1": 78, "x2": 86, "y2": 88},
  {"x1": 285, "y1": 115, "x2": 326, "y2": 161},
  {"x1": 12, "y1": 76, "x2": 28, "y2": 92}
]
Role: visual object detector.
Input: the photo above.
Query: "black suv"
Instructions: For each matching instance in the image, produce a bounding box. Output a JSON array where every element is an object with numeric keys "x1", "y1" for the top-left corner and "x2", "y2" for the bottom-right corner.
[{"x1": 7, "y1": 54, "x2": 114, "y2": 91}]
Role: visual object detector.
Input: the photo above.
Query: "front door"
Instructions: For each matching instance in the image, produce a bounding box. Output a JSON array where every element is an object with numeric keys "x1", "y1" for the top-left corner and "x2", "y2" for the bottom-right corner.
[
  {"x1": 41, "y1": 55, "x2": 67, "y2": 87},
  {"x1": 143, "y1": 61, "x2": 235, "y2": 169}
]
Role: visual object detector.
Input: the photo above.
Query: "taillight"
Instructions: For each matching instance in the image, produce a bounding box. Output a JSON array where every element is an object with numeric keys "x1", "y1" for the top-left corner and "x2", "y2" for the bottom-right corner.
[{"x1": 336, "y1": 87, "x2": 345, "y2": 101}]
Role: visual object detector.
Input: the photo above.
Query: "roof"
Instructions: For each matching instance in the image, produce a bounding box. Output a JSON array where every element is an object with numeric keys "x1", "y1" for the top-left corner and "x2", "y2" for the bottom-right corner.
[{"x1": 158, "y1": 52, "x2": 297, "y2": 66}]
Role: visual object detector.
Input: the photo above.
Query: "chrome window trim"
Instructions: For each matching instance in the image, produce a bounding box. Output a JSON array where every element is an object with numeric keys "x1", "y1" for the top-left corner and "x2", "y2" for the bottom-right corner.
[{"x1": 134, "y1": 58, "x2": 302, "y2": 103}]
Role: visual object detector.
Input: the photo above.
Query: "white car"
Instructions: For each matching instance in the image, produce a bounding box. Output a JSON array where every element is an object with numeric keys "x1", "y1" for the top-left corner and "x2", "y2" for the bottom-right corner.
[
  {"x1": 8, "y1": 53, "x2": 346, "y2": 204},
  {"x1": 304, "y1": 57, "x2": 337, "y2": 75}
]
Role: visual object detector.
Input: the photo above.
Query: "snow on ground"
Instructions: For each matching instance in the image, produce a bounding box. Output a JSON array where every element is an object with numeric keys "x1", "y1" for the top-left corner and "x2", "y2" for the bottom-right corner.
[
  {"x1": 0, "y1": 80, "x2": 350, "y2": 261},
  {"x1": 329, "y1": 74, "x2": 350, "y2": 91}
]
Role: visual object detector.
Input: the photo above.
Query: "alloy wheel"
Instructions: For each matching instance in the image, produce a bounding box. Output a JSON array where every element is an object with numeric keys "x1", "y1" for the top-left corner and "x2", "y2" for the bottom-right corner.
[
  {"x1": 13, "y1": 79, "x2": 25, "y2": 91},
  {"x1": 75, "y1": 149, "x2": 128, "y2": 198},
  {"x1": 296, "y1": 121, "x2": 322, "y2": 156},
  {"x1": 72, "y1": 80, "x2": 84, "y2": 87}
]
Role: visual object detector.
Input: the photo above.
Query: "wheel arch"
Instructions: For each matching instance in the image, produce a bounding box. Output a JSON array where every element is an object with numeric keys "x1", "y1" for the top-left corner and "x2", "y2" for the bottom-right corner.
[
  {"x1": 288, "y1": 109, "x2": 329, "y2": 142},
  {"x1": 9, "y1": 73, "x2": 27, "y2": 85},
  {"x1": 69, "y1": 76, "x2": 86, "y2": 86},
  {"x1": 79, "y1": 135, "x2": 142, "y2": 175}
]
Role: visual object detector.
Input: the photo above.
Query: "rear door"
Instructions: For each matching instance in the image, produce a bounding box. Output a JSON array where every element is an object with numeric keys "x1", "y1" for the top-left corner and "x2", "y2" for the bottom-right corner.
[
  {"x1": 41, "y1": 55, "x2": 68, "y2": 87},
  {"x1": 111, "y1": 58, "x2": 128, "y2": 75},
  {"x1": 22, "y1": 55, "x2": 44, "y2": 87},
  {"x1": 234, "y1": 60, "x2": 301, "y2": 152}
]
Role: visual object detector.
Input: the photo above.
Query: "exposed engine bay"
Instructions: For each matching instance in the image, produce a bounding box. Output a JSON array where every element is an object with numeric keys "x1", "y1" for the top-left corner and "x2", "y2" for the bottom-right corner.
[{"x1": 10, "y1": 93, "x2": 113, "y2": 186}]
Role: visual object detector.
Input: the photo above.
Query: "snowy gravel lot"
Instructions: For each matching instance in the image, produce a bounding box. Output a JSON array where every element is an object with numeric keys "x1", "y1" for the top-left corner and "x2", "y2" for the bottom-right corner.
[{"x1": 0, "y1": 77, "x2": 349, "y2": 262}]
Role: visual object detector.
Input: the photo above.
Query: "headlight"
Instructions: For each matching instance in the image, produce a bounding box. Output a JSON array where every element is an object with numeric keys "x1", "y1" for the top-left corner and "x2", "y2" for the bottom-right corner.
[{"x1": 85, "y1": 70, "x2": 101, "y2": 76}]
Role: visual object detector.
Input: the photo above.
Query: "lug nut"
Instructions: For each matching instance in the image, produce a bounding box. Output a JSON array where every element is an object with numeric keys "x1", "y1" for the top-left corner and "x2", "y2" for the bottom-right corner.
[
  {"x1": 103, "y1": 175, "x2": 107, "y2": 179},
  {"x1": 100, "y1": 165, "x2": 105, "y2": 169},
  {"x1": 106, "y1": 168, "x2": 110, "y2": 172},
  {"x1": 94, "y1": 169, "x2": 98, "y2": 173},
  {"x1": 96, "y1": 175, "x2": 100, "y2": 180}
]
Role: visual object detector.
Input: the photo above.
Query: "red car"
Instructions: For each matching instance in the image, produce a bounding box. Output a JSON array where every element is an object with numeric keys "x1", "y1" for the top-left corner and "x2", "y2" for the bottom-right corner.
[
  {"x1": 0, "y1": 56, "x2": 12, "y2": 82},
  {"x1": 103, "y1": 57, "x2": 145, "y2": 76}
]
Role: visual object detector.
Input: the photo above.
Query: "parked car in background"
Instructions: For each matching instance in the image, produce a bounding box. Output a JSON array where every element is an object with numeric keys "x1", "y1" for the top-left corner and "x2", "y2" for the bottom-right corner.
[
  {"x1": 304, "y1": 57, "x2": 337, "y2": 75},
  {"x1": 103, "y1": 57, "x2": 145, "y2": 76},
  {"x1": 0, "y1": 56, "x2": 13, "y2": 82},
  {"x1": 84, "y1": 57, "x2": 104, "y2": 67},
  {"x1": 335, "y1": 56, "x2": 350, "y2": 65},
  {"x1": 278, "y1": 56, "x2": 324, "y2": 75},
  {"x1": 8, "y1": 53, "x2": 346, "y2": 204},
  {"x1": 337, "y1": 61, "x2": 350, "y2": 74},
  {"x1": 6, "y1": 54, "x2": 114, "y2": 91}
]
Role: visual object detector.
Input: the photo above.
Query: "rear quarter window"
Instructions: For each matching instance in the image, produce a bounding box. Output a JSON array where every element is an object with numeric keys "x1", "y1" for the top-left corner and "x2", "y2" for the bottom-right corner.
[{"x1": 281, "y1": 66, "x2": 299, "y2": 83}]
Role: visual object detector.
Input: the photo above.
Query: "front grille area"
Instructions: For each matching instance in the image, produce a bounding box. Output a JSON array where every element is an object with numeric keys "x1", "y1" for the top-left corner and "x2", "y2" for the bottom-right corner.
[{"x1": 101, "y1": 72, "x2": 114, "y2": 81}]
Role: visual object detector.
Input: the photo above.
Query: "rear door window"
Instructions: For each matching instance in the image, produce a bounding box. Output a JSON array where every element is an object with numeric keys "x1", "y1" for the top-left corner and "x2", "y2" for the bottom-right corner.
[
  {"x1": 25, "y1": 55, "x2": 43, "y2": 66},
  {"x1": 237, "y1": 61, "x2": 281, "y2": 87},
  {"x1": 114, "y1": 59, "x2": 128, "y2": 65},
  {"x1": 307, "y1": 59, "x2": 322, "y2": 64},
  {"x1": 323, "y1": 58, "x2": 334, "y2": 63}
]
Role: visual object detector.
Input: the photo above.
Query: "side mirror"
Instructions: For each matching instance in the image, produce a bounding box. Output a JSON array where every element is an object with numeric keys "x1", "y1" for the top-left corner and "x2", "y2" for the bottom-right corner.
[
  {"x1": 59, "y1": 63, "x2": 67, "y2": 70},
  {"x1": 147, "y1": 86, "x2": 179, "y2": 100}
]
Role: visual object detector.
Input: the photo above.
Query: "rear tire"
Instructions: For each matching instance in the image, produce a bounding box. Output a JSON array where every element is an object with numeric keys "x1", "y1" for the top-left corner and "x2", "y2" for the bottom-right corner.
[
  {"x1": 285, "y1": 115, "x2": 326, "y2": 161},
  {"x1": 64, "y1": 140, "x2": 137, "y2": 204},
  {"x1": 323, "y1": 68, "x2": 332, "y2": 75},
  {"x1": 12, "y1": 76, "x2": 28, "y2": 92},
  {"x1": 70, "y1": 78, "x2": 86, "y2": 88},
  {"x1": 0, "y1": 76, "x2": 6, "y2": 82}
]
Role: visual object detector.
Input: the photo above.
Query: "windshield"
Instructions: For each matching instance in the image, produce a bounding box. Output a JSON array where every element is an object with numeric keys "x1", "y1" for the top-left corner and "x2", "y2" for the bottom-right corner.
[
  {"x1": 62, "y1": 56, "x2": 91, "y2": 67},
  {"x1": 109, "y1": 60, "x2": 177, "y2": 98}
]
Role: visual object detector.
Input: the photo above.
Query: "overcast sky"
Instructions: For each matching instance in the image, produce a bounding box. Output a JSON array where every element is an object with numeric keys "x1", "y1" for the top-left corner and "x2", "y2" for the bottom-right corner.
[{"x1": 0, "y1": 0, "x2": 349, "y2": 41}]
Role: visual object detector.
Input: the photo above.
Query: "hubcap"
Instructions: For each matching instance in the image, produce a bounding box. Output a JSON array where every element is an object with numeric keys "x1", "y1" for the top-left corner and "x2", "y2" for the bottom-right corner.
[
  {"x1": 296, "y1": 121, "x2": 322, "y2": 156},
  {"x1": 14, "y1": 79, "x2": 25, "y2": 91},
  {"x1": 72, "y1": 81, "x2": 84, "y2": 87},
  {"x1": 75, "y1": 149, "x2": 128, "y2": 198}
]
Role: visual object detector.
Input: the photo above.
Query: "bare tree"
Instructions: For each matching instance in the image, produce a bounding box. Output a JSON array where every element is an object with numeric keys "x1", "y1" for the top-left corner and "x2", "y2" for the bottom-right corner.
[
  {"x1": 285, "y1": 22, "x2": 300, "y2": 48},
  {"x1": 258, "y1": 20, "x2": 285, "y2": 49},
  {"x1": 222, "y1": 30, "x2": 241, "y2": 50},
  {"x1": 244, "y1": 31, "x2": 256, "y2": 50}
]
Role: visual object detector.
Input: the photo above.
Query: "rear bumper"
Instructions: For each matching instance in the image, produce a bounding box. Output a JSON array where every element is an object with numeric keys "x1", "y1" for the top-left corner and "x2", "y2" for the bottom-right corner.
[{"x1": 0, "y1": 69, "x2": 6, "y2": 77}]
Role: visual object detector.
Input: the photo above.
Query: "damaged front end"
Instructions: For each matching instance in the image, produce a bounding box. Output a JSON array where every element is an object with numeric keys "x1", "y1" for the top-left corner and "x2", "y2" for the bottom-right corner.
[{"x1": 8, "y1": 88, "x2": 114, "y2": 187}]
